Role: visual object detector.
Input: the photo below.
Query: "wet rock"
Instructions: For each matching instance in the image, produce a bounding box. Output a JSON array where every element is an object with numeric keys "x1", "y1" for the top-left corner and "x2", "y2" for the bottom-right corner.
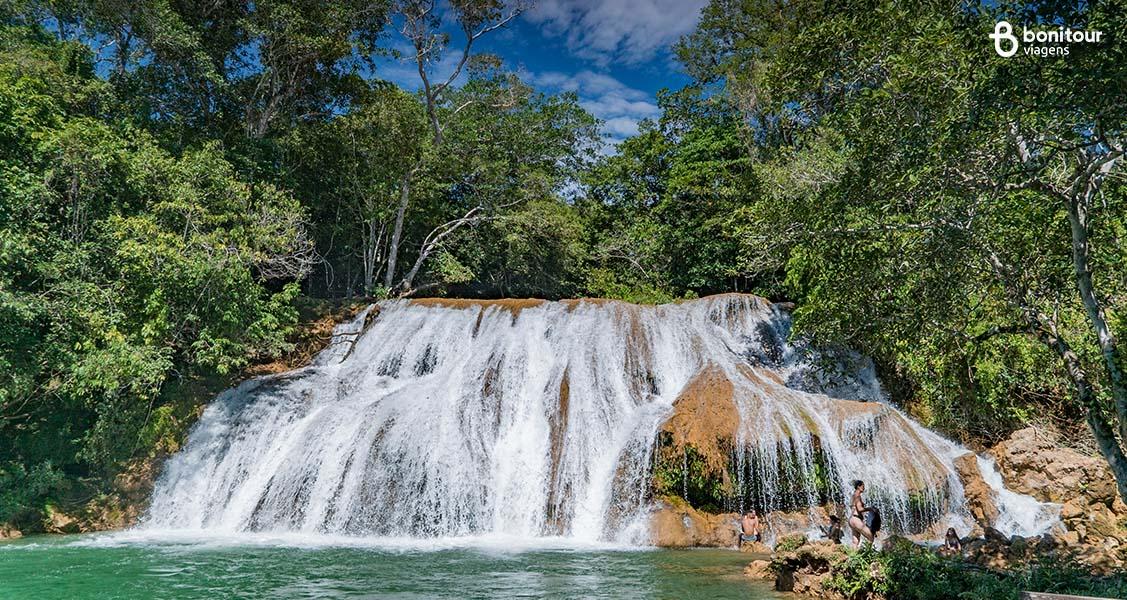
[
  {"x1": 953, "y1": 453, "x2": 1000, "y2": 529},
  {"x1": 1008, "y1": 536, "x2": 1028, "y2": 558},
  {"x1": 43, "y1": 505, "x2": 80, "y2": 534},
  {"x1": 649, "y1": 498, "x2": 738, "y2": 548},
  {"x1": 743, "y1": 559, "x2": 774, "y2": 580},
  {"x1": 1034, "y1": 533, "x2": 1057, "y2": 553},
  {"x1": 986, "y1": 426, "x2": 1127, "y2": 571},
  {"x1": 658, "y1": 367, "x2": 741, "y2": 483},
  {"x1": 772, "y1": 540, "x2": 856, "y2": 598},
  {"x1": 882, "y1": 535, "x2": 918, "y2": 552},
  {"x1": 984, "y1": 527, "x2": 1008, "y2": 544},
  {"x1": 739, "y1": 541, "x2": 772, "y2": 554}
]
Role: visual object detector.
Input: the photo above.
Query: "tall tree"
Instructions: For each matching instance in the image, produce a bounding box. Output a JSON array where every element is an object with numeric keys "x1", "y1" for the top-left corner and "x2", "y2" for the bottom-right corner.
[{"x1": 680, "y1": 0, "x2": 1127, "y2": 498}]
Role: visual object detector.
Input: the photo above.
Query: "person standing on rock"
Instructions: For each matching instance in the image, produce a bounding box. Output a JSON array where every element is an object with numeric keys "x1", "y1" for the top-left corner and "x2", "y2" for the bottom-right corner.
[
  {"x1": 848, "y1": 480, "x2": 876, "y2": 548},
  {"x1": 739, "y1": 510, "x2": 762, "y2": 547}
]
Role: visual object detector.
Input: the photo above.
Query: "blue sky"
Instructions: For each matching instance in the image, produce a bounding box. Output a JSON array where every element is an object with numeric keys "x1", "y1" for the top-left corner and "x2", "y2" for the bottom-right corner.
[{"x1": 379, "y1": 0, "x2": 709, "y2": 146}]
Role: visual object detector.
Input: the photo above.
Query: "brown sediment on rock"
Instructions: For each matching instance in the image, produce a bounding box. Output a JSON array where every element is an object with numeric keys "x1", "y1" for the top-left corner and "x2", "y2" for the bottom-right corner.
[
  {"x1": 408, "y1": 297, "x2": 548, "y2": 316},
  {"x1": 650, "y1": 496, "x2": 739, "y2": 547},
  {"x1": 544, "y1": 369, "x2": 572, "y2": 534},
  {"x1": 246, "y1": 301, "x2": 373, "y2": 376},
  {"x1": 989, "y1": 426, "x2": 1127, "y2": 571},
  {"x1": 953, "y1": 452, "x2": 999, "y2": 531},
  {"x1": 661, "y1": 366, "x2": 741, "y2": 477},
  {"x1": 407, "y1": 292, "x2": 776, "y2": 314}
]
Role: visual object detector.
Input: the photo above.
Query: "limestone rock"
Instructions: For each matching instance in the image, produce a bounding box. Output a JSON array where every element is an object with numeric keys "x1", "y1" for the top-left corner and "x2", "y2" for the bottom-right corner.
[
  {"x1": 772, "y1": 540, "x2": 853, "y2": 597},
  {"x1": 952, "y1": 452, "x2": 999, "y2": 529},
  {"x1": 743, "y1": 559, "x2": 774, "y2": 580},
  {"x1": 984, "y1": 527, "x2": 1008, "y2": 544},
  {"x1": 990, "y1": 427, "x2": 1117, "y2": 507},
  {"x1": 739, "y1": 541, "x2": 772, "y2": 554},
  {"x1": 43, "y1": 505, "x2": 80, "y2": 534},
  {"x1": 659, "y1": 367, "x2": 741, "y2": 479},
  {"x1": 649, "y1": 498, "x2": 738, "y2": 548}
]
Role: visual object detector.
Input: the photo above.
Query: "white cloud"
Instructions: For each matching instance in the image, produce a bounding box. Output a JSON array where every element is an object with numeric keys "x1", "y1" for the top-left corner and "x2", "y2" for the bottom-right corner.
[
  {"x1": 524, "y1": 0, "x2": 708, "y2": 66},
  {"x1": 524, "y1": 68, "x2": 659, "y2": 148}
]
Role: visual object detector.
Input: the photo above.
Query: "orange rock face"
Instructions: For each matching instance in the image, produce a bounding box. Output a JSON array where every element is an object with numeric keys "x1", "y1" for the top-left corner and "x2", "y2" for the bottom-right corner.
[
  {"x1": 660, "y1": 367, "x2": 741, "y2": 480},
  {"x1": 952, "y1": 453, "x2": 999, "y2": 530},
  {"x1": 649, "y1": 497, "x2": 739, "y2": 547}
]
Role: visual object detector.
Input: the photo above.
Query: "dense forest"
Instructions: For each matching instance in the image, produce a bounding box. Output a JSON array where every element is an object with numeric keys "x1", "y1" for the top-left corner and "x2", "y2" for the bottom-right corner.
[{"x1": 1, "y1": 0, "x2": 1125, "y2": 531}]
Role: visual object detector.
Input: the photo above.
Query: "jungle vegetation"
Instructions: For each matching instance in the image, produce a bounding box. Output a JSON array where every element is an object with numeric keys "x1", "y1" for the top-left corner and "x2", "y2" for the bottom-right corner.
[{"x1": 0, "y1": 0, "x2": 1124, "y2": 525}]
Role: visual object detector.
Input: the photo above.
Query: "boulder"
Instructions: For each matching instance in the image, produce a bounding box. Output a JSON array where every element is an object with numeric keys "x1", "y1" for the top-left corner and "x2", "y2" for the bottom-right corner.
[
  {"x1": 984, "y1": 527, "x2": 1008, "y2": 544},
  {"x1": 0, "y1": 525, "x2": 22, "y2": 539},
  {"x1": 743, "y1": 559, "x2": 774, "y2": 580},
  {"x1": 952, "y1": 452, "x2": 1000, "y2": 529},
  {"x1": 772, "y1": 540, "x2": 853, "y2": 597},
  {"x1": 43, "y1": 505, "x2": 80, "y2": 534},
  {"x1": 990, "y1": 427, "x2": 1117, "y2": 508},
  {"x1": 650, "y1": 498, "x2": 738, "y2": 548},
  {"x1": 987, "y1": 426, "x2": 1127, "y2": 572}
]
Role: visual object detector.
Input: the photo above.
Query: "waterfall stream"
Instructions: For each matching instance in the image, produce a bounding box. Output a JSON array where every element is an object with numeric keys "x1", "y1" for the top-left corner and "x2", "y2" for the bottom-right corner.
[{"x1": 143, "y1": 295, "x2": 1058, "y2": 543}]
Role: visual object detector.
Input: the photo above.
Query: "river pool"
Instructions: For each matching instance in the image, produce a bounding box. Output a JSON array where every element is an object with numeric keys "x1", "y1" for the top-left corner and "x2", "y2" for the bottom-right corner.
[{"x1": 0, "y1": 532, "x2": 788, "y2": 599}]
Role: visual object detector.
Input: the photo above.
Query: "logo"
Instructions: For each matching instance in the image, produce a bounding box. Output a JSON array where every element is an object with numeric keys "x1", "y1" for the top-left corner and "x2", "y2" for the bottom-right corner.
[
  {"x1": 990, "y1": 21, "x2": 1019, "y2": 57},
  {"x1": 990, "y1": 20, "x2": 1104, "y2": 58}
]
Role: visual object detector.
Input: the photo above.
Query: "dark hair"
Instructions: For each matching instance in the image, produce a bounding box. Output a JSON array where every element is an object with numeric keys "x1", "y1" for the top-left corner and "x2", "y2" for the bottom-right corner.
[
  {"x1": 852, "y1": 480, "x2": 864, "y2": 490},
  {"x1": 829, "y1": 515, "x2": 840, "y2": 523},
  {"x1": 946, "y1": 528, "x2": 957, "y2": 537}
]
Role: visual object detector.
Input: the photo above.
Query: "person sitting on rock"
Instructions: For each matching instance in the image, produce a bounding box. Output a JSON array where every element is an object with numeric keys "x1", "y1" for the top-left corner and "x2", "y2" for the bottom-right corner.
[
  {"x1": 940, "y1": 527, "x2": 962, "y2": 555},
  {"x1": 821, "y1": 515, "x2": 844, "y2": 544},
  {"x1": 848, "y1": 480, "x2": 877, "y2": 548},
  {"x1": 739, "y1": 510, "x2": 762, "y2": 547}
]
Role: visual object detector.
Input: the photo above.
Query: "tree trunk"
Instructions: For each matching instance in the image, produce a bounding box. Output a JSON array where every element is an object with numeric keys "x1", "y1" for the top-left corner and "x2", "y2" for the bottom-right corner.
[
  {"x1": 383, "y1": 172, "x2": 412, "y2": 289},
  {"x1": 1065, "y1": 179, "x2": 1127, "y2": 445},
  {"x1": 362, "y1": 214, "x2": 384, "y2": 296},
  {"x1": 984, "y1": 247, "x2": 1127, "y2": 503},
  {"x1": 1036, "y1": 316, "x2": 1127, "y2": 502}
]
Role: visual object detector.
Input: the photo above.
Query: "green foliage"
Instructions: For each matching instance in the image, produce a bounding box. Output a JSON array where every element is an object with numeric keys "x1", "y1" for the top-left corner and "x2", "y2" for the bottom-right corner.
[
  {"x1": 0, "y1": 461, "x2": 64, "y2": 525},
  {"x1": 651, "y1": 434, "x2": 731, "y2": 512},
  {"x1": 0, "y1": 23, "x2": 310, "y2": 516},
  {"x1": 0, "y1": 4, "x2": 604, "y2": 529},
  {"x1": 774, "y1": 535, "x2": 806, "y2": 554},
  {"x1": 580, "y1": 91, "x2": 763, "y2": 300},
  {"x1": 825, "y1": 543, "x2": 1127, "y2": 600},
  {"x1": 826, "y1": 544, "x2": 890, "y2": 599},
  {"x1": 673, "y1": 0, "x2": 1127, "y2": 460}
]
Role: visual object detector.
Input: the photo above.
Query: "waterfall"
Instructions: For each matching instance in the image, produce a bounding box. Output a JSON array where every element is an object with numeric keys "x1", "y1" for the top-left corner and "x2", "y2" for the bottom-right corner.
[{"x1": 143, "y1": 294, "x2": 1057, "y2": 542}]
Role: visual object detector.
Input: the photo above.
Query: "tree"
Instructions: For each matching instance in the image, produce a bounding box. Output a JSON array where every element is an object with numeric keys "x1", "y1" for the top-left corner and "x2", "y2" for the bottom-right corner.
[
  {"x1": 379, "y1": 0, "x2": 526, "y2": 295},
  {"x1": 680, "y1": 0, "x2": 1127, "y2": 498},
  {"x1": 580, "y1": 88, "x2": 759, "y2": 300},
  {"x1": 0, "y1": 24, "x2": 311, "y2": 518}
]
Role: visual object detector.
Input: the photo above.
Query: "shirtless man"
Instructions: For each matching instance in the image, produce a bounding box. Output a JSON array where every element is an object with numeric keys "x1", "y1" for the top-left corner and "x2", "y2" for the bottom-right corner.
[{"x1": 739, "y1": 510, "x2": 762, "y2": 547}]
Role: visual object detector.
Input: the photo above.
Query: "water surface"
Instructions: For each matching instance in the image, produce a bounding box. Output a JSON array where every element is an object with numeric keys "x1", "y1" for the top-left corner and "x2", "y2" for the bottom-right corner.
[{"x1": 0, "y1": 533, "x2": 787, "y2": 599}]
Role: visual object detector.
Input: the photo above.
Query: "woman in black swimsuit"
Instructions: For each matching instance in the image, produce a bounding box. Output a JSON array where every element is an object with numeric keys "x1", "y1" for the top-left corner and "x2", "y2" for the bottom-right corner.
[{"x1": 848, "y1": 480, "x2": 876, "y2": 547}]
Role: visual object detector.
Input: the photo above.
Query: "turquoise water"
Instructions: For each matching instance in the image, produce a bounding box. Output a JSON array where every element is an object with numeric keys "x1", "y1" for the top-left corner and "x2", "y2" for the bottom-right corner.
[{"x1": 0, "y1": 533, "x2": 786, "y2": 599}]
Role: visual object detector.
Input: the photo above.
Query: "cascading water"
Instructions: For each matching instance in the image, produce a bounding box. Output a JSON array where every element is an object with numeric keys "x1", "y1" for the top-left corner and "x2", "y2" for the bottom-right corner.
[{"x1": 143, "y1": 294, "x2": 1058, "y2": 543}]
